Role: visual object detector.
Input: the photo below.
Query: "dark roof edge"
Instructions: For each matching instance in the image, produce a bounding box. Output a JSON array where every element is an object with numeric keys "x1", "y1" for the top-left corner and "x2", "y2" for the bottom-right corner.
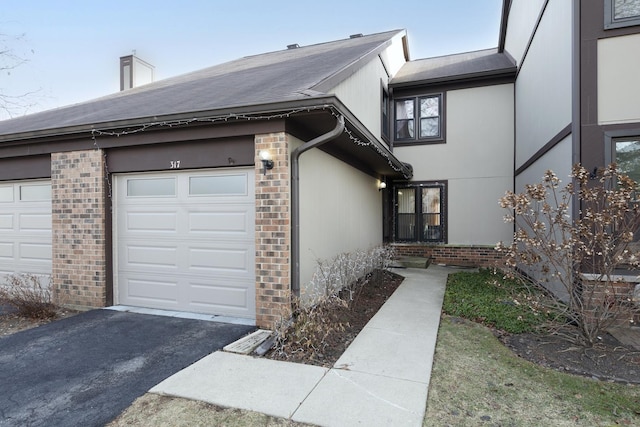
[
  {"x1": 0, "y1": 96, "x2": 343, "y2": 143},
  {"x1": 329, "y1": 96, "x2": 413, "y2": 179},
  {"x1": 312, "y1": 30, "x2": 405, "y2": 93},
  {"x1": 0, "y1": 95, "x2": 413, "y2": 179},
  {"x1": 498, "y1": 0, "x2": 512, "y2": 52},
  {"x1": 389, "y1": 67, "x2": 517, "y2": 90}
]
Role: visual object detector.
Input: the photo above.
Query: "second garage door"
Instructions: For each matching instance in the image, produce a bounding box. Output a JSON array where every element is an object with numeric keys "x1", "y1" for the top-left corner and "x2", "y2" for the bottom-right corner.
[{"x1": 114, "y1": 168, "x2": 255, "y2": 319}]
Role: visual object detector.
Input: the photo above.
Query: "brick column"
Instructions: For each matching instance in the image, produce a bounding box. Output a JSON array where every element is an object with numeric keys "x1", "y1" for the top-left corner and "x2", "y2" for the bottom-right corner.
[
  {"x1": 51, "y1": 149, "x2": 107, "y2": 309},
  {"x1": 255, "y1": 132, "x2": 291, "y2": 329}
]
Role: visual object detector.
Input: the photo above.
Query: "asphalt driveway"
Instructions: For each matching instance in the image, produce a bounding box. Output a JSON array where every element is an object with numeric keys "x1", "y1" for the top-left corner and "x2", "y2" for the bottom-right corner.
[{"x1": 0, "y1": 309, "x2": 255, "y2": 427}]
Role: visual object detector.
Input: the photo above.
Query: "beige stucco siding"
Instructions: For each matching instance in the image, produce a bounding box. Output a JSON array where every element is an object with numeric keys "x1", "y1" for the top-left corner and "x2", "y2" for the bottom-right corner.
[
  {"x1": 295, "y1": 136, "x2": 382, "y2": 290},
  {"x1": 514, "y1": 0, "x2": 572, "y2": 169},
  {"x1": 394, "y1": 84, "x2": 514, "y2": 246},
  {"x1": 598, "y1": 33, "x2": 640, "y2": 125},
  {"x1": 330, "y1": 32, "x2": 406, "y2": 142},
  {"x1": 331, "y1": 58, "x2": 387, "y2": 138},
  {"x1": 504, "y1": 0, "x2": 547, "y2": 66},
  {"x1": 515, "y1": 135, "x2": 572, "y2": 195}
]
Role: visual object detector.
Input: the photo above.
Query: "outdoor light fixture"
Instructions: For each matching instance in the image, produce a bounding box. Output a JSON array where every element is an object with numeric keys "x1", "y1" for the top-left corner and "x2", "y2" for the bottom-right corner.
[
  {"x1": 378, "y1": 179, "x2": 387, "y2": 191},
  {"x1": 259, "y1": 150, "x2": 274, "y2": 176}
]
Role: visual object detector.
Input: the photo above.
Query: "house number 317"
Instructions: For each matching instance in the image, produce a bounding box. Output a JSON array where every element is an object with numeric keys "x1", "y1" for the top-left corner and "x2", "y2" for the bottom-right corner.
[{"x1": 169, "y1": 160, "x2": 181, "y2": 169}]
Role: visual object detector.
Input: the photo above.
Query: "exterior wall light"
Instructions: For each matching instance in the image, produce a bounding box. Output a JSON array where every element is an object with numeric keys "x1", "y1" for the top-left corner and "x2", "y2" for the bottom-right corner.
[
  {"x1": 259, "y1": 150, "x2": 274, "y2": 176},
  {"x1": 378, "y1": 179, "x2": 387, "y2": 191}
]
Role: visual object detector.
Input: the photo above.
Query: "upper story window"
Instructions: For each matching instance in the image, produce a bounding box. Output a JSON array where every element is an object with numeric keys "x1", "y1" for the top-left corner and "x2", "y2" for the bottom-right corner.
[
  {"x1": 381, "y1": 86, "x2": 390, "y2": 141},
  {"x1": 394, "y1": 94, "x2": 444, "y2": 144},
  {"x1": 605, "y1": 0, "x2": 640, "y2": 29}
]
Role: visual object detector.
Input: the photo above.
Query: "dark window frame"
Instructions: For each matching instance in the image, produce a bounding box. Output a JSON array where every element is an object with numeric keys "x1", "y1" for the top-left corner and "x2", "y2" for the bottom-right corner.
[
  {"x1": 393, "y1": 93, "x2": 445, "y2": 146},
  {"x1": 605, "y1": 0, "x2": 640, "y2": 29},
  {"x1": 604, "y1": 129, "x2": 640, "y2": 272},
  {"x1": 381, "y1": 84, "x2": 390, "y2": 142},
  {"x1": 392, "y1": 181, "x2": 447, "y2": 243}
]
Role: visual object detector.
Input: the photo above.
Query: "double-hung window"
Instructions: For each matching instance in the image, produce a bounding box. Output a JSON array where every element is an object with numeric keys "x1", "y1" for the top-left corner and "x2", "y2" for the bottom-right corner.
[
  {"x1": 394, "y1": 94, "x2": 443, "y2": 143},
  {"x1": 395, "y1": 182, "x2": 446, "y2": 242}
]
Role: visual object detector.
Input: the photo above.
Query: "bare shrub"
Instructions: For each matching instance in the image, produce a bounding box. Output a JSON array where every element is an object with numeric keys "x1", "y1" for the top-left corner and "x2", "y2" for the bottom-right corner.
[
  {"x1": 496, "y1": 164, "x2": 640, "y2": 346},
  {"x1": 0, "y1": 273, "x2": 57, "y2": 319},
  {"x1": 272, "y1": 245, "x2": 395, "y2": 360},
  {"x1": 303, "y1": 245, "x2": 396, "y2": 307}
]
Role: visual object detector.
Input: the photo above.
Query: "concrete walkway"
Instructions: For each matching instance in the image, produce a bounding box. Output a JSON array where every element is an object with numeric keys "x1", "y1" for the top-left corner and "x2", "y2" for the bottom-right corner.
[{"x1": 151, "y1": 266, "x2": 454, "y2": 427}]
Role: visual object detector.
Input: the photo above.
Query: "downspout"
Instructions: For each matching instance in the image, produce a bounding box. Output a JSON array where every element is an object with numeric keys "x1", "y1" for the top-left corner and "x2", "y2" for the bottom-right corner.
[{"x1": 291, "y1": 114, "x2": 345, "y2": 296}]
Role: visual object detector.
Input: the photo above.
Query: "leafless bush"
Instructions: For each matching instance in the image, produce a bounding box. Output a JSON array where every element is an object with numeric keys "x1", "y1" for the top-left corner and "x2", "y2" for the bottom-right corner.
[
  {"x1": 272, "y1": 245, "x2": 395, "y2": 359},
  {"x1": 496, "y1": 164, "x2": 640, "y2": 346},
  {"x1": 0, "y1": 273, "x2": 57, "y2": 319},
  {"x1": 304, "y1": 245, "x2": 396, "y2": 307}
]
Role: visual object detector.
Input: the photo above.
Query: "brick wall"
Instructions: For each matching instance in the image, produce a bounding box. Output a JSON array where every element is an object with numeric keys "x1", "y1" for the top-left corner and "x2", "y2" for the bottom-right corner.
[
  {"x1": 583, "y1": 277, "x2": 640, "y2": 328},
  {"x1": 255, "y1": 133, "x2": 291, "y2": 329},
  {"x1": 392, "y1": 243, "x2": 504, "y2": 268},
  {"x1": 51, "y1": 149, "x2": 107, "y2": 309}
]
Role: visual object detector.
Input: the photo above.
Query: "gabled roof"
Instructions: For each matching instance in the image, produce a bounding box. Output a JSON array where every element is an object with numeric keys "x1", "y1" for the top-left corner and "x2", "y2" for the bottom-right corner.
[
  {"x1": 0, "y1": 30, "x2": 404, "y2": 137},
  {"x1": 390, "y1": 48, "x2": 516, "y2": 89}
]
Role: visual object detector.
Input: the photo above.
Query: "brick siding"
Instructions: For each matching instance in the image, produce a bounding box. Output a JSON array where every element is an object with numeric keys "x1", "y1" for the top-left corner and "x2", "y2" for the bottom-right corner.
[
  {"x1": 392, "y1": 243, "x2": 504, "y2": 268},
  {"x1": 255, "y1": 133, "x2": 291, "y2": 329},
  {"x1": 583, "y1": 277, "x2": 640, "y2": 328},
  {"x1": 51, "y1": 149, "x2": 107, "y2": 309}
]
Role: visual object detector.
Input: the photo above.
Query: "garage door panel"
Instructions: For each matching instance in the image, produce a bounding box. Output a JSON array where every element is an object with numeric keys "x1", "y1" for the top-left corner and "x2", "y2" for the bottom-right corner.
[
  {"x1": 188, "y1": 211, "x2": 250, "y2": 234},
  {"x1": 19, "y1": 243, "x2": 52, "y2": 261},
  {"x1": 189, "y1": 247, "x2": 251, "y2": 273},
  {"x1": 188, "y1": 282, "x2": 249, "y2": 310},
  {"x1": 124, "y1": 277, "x2": 179, "y2": 304},
  {"x1": 126, "y1": 211, "x2": 178, "y2": 233},
  {"x1": 0, "y1": 214, "x2": 13, "y2": 230},
  {"x1": 0, "y1": 242, "x2": 13, "y2": 259},
  {"x1": 0, "y1": 180, "x2": 52, "y2": 280},
  {"x1": 126, "y1": 245, "x2": 178, "y2": 268},
  {"x1": 115, "y1": 169, "x2": 255, "y2": 319},
  {"x1": 19, "y1": 213, "x2": 52, "y2": 231}
]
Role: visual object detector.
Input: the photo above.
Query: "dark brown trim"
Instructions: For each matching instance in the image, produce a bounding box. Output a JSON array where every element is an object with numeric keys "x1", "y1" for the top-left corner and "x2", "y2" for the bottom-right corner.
[
  {"x1": 0, "y1": 120, "x2": 284, "y2": 159},
  {"x1": 105, "y1": 173, "x2": 113, "y2": 306},
  {"x1": 515, "y1": 123, "x2": 572, "y2": 176},
  {"x1": 498, "y1": 0, "x2": 513, "y2": 52},
  {"x1": 381, "y1": 81, "x2": 391, "y2": 144},
  {"x1": 579, "y1": 1, "x2": 640, "y2": 184},
  {"x1": 0, "y1": 155, "x2": 51, "y2": 180},
  {"x1": 106, "y1": 137, "x2": 255, "y2": 173},
  {"x1": 571, "y1": 0, "x2": 581, "y2": 221},
  {"x1": 389, "y1": 70, "x2": 515, "y2": 91}
]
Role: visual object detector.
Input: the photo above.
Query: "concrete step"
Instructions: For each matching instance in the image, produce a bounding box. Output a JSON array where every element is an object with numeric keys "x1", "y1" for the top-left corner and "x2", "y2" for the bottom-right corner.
[{"x1": 392, "y1": 256, "x2": 432, "y2": 269}]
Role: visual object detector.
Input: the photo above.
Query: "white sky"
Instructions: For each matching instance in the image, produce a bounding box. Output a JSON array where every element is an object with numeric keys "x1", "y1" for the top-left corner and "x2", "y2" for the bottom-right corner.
[{"x1": 0, "y1": 0, "x2": 503, "y2": 120}]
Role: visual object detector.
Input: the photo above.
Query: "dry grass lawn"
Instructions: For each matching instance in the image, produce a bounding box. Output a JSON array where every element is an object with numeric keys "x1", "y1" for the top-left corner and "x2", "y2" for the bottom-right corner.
[{"x1": 423, "y1": 316, "x2": 640, "y2": 426}]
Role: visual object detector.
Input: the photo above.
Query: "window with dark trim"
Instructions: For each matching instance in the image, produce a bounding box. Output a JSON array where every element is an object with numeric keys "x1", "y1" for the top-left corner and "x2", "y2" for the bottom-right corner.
[
  {"x1": 394, "y1": 94, "x2": 444, "y2": 144},
  {"x1": 606, "y1": 133, "x2": 640, "y2": 263},
  {"x1": 381, "y1": 86, "x2": 390, "y2": 140},
  {"x1": 394, "y1": 182, "x2": 446, "y2": 242},
  {"x1": 605, "y1": 0, "x2": 640, "y2": 29}
]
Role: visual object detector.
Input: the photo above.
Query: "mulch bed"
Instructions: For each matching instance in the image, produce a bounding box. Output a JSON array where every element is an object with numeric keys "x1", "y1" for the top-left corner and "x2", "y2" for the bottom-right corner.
[
  {"x1": 497, "y1": 328, "x2": 640, "y2": 384},
  {"x1": 265, "y1": 270, "x2": 404, "y2": 367}
]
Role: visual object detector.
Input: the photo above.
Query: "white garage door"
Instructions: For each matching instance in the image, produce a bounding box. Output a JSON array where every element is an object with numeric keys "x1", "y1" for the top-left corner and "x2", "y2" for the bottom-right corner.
[
  {"x1": 114, "y1": 169, "x2": 256, "y2": 319},
  {"x1": 0, "y1": 180, "x2": 52, "y2": 283}
]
